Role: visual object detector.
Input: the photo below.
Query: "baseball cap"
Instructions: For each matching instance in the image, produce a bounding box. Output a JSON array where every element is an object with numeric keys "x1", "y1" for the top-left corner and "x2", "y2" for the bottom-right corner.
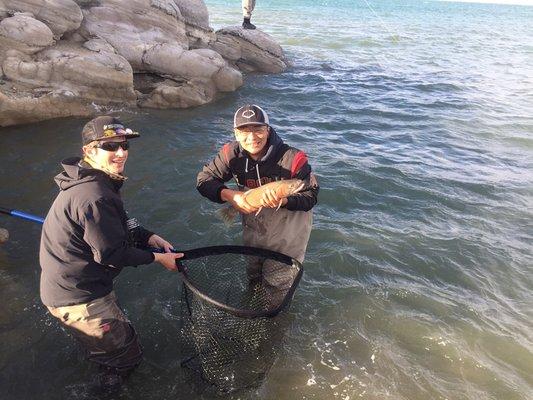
[
  {"x1": 233, "y1": 105, "x2": 270, "y2": 129},
  {"x1": 81, "y1": 116, "x2": 140, "y2": 145}
]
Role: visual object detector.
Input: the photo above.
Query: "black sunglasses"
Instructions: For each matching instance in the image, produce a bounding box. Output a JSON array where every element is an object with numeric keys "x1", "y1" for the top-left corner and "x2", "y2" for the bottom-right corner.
[{"x1": 95, "y1": 141, "x2": 130, "y2": 152}]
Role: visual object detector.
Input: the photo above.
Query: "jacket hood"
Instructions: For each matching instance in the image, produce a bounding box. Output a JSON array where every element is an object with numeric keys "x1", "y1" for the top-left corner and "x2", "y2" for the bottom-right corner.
[{"x1": 55, "y1": 157, "x2": 122, "y2": 191}]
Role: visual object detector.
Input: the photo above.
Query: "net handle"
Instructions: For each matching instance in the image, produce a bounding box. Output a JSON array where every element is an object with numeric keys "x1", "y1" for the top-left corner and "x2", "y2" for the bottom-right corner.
[{"x1": 177, "y1": 245, "x2": 303, "y2": 318}]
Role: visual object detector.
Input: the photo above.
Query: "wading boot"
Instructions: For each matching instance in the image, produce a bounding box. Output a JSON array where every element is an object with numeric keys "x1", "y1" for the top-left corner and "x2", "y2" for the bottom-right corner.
[
  {"x1": 89, "y1": 367, "x2": 124, "y2": 396},
  {"x1": 242, "y1": 18, "x2": 256, "y2": 30}
]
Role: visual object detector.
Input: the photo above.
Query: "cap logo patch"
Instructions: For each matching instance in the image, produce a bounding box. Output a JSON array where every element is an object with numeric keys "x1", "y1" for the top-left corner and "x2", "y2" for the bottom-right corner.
[
  {"x1": 242, "y1": 110, "x2": 255, "y2": 119},
  {"x1": 103, "y1": 124, "x2": 124, "y2": 130},
  {"x1": 103, "y1": 129, "x2": 118, "y2": 137},
  {"x1": 103, "y1": 126, "x2": 131, "y2": 138}
]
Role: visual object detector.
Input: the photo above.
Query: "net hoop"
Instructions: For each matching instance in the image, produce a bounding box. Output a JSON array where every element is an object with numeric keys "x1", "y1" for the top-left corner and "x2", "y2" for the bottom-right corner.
[{"x1": 178, "y1": 245, "x2": 303, "y2": 318}]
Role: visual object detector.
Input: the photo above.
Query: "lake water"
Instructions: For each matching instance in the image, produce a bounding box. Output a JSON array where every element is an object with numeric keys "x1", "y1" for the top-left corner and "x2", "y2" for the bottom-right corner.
[{"x1": 0, "y1": 0, "x2": 531, "y2": 399}]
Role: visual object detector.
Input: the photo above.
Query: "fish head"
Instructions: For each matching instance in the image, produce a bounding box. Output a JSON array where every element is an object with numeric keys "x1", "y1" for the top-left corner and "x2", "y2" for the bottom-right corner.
[{"x1": 282, "y1": 179, "x2": 306, "y2": 196}]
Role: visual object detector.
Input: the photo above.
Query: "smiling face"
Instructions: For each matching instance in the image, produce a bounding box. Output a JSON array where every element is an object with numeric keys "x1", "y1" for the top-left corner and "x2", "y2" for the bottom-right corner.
[
  {"x1": 234, "y1": 125, "x2": 270, "y2": 159},
  {"x1": 83, "y1": 136, "x2": 129, "y2": 176}
]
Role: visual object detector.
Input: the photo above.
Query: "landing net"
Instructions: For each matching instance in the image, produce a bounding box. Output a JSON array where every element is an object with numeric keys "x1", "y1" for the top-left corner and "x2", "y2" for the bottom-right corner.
[{"x1": 178, "y1": 245, "x2": 303, "y2": 393}]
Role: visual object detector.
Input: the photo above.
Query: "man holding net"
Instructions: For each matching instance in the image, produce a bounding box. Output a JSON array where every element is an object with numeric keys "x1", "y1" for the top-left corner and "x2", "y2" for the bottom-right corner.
[
  {"x1": 39, "y1": 116, "x2": 183, "y2": 394},
  {"x1": 197, "y1": 104, "x2": 319, "y2": 305}
]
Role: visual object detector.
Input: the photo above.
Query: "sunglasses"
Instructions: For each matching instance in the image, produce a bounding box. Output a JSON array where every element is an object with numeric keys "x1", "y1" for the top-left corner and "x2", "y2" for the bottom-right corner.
[
  {"x1": 235, "y1": 129, "x2": 268, "y2": 139},
  {"x1": 95, "y1": 141, "x2": 130, "y2": 151}
]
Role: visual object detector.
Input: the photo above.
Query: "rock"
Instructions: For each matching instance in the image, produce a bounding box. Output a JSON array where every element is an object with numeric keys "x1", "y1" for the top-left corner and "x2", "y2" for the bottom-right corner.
[
  {"x1": 0, "y1": 0, "x2": 287, "y2": 126},
  {"x1": 0, "y1": 5, "x2": 8, "y2": 20},
  {"x1": 137, "y1": 76, "x2": 217, "y2": 109},
  {"x1": 83, "y1": 38, "x2": 116, "y2": 54},
  {"x1": 0, "y1": 14, "x2": 55, "y2": 63},
  {"x1": 0, "y1": 90, "x2": 90, "y2": 126},
  {"x1": 173, "y1": 0, "x2": 215, "y2": 48},
  {"x1": 213, "y1": 27, "x2": 288, "y2": 73},
  {"x1": 150, "y1": 0, "x2": 181, "y2": 18},
  {"x1": 4, "y1": 42, "x2": 135, "y2": 95},
  {"x1": 80, "y1": 1, "x2": 188, "y2": 68},
  {"x1": 137, "y1": 44, "x2": 242, "y2": 105},
  {"x1": 212, "y1": 65, "x2": 243, "y2": 92},
  {"x1": 0, "y1": 42, "x2": 136, "y2": 126},
  {"x1": 0, "y1": 228, "x2": 8, "y2": 243},
  {"x1": 134, "y1": 45, "x2": 242, "y2": 108},
  {"x1": 173, "y1": 0, "x2": 209, "y2": 29},
  {"x1": 3, "y1": 0, "x2": 83, "y2": 39}
]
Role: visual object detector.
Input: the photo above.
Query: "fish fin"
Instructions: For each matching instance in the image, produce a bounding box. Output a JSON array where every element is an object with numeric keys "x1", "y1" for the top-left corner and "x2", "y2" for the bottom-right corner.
[
  {"x1": 255, "y1": 206, "x2": 263, "y2": 216},
  {"x1": 217, "y1": 206, "x2": 239, "y2": 227},
  {"x1": 276, "y1": 200, "x2": 283, "y2": 211}
]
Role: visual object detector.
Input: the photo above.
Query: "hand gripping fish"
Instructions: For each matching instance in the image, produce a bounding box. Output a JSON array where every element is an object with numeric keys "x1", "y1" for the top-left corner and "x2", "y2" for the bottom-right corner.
[{"x1": 218, "y1": 179, "x2": 306, "y2": 225}]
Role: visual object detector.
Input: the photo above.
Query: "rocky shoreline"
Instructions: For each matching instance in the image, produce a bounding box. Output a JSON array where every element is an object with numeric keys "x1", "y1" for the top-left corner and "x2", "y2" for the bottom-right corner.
[{"x1": 0, "y1": 0, "x2": 288, "y2": 127}]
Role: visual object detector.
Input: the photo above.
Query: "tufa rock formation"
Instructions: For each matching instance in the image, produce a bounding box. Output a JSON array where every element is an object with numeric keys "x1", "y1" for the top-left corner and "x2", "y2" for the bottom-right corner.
[{"x1": 0, "y1": 0, "x2": 288, "y2": 127}]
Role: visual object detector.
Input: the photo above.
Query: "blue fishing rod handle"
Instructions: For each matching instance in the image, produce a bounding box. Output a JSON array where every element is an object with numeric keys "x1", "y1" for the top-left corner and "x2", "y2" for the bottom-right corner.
[{"x1": 10, "y1": 210, "x2": 45, "y2": 224}]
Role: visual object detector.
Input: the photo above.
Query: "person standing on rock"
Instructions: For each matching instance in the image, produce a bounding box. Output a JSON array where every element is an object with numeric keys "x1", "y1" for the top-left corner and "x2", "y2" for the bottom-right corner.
[
  {"x1": 242, "y1": 0, "x2": 257, "y2": 29},
  {"x1": 197, "y1": 105, "x2": 319, "y2": 304},
  {"x1": 39, "y1": 116, "x2": 183, "y2": 394}
]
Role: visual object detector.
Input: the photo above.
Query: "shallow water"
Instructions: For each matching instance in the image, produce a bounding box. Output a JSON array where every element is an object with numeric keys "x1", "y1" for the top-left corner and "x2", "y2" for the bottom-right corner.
[{"x1": 0, "y1": 0, "x2": 532, "y2": 399}]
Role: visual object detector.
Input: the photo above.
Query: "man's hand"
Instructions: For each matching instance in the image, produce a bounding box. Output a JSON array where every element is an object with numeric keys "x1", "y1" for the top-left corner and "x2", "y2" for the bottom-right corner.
[
  {"x1": 153, "y1": 252, "x2": 184, "y2": 271},
  {"x1": 220, "y1": 189, "x2": 259, "y2": 214},
  {"x1": 259, "y1": 188, "x2": 288, "y2": 209},
  {"x1": 148, "y1": 234, "x2": 174, "y2": 253}
]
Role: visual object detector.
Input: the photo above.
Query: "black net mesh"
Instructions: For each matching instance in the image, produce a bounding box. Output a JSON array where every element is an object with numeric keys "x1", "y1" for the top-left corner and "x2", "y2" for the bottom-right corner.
[{"x1": 178, "y1": 246, "x2": 302, "y2": 394}]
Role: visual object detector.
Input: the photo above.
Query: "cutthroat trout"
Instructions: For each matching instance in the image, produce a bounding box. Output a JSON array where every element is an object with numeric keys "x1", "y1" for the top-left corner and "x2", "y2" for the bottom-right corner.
[{"x1": 218, "y1": 179, "x2": 306, "y2": 225}]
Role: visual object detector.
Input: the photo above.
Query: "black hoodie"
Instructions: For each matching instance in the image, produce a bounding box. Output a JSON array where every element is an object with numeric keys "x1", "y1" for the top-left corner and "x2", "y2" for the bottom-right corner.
[
  {"x1": 39, "y1": 158, "x2": 155, "y2": 307},
  {"x1": 196, "y1": 128, "x2": 319, "y2": 210}
]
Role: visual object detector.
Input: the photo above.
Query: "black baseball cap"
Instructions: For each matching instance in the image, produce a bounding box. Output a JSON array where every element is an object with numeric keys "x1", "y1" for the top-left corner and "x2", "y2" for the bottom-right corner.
[
  {"x1": 233, "y1": 105, "x2": 270, "y2": 129},
  {"x1": 81, "y1": 116, "x2": 140, "y2": 145}
]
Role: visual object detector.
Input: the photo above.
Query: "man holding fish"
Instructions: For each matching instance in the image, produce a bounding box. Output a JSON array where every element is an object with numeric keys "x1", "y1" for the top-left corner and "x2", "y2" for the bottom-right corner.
[{"x1": 197, "y1": 105, "x2": 319, "y2": 298}]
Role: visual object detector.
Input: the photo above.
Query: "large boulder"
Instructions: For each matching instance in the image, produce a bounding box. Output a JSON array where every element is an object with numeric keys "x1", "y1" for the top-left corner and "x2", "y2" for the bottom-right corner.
[
  {"x1": 0, "y1": 13, "x2": 54, "y2": 63},
  {"x1": 79, "y1": 1, "x2": 189, "y2": 68},
  {"x1": 172, "y1": 0, "x2": 215, "y2": 48},
  {"x1": 173, "y1": 0, "x2": 209, "y2": 29},
  {"x1": 135, "y1": 75, "x2": 217, "y2": 109},
  {"x1": 2, "y1": 0, "x2": 83, "y2": 38},
  {"x1": 136, "y1": 47, "x2": 242, "y2": 108},
  {"x1": 213, "y1": 26, "x2": 288, "y2": 73},
  {"x1": 0, "y1": 41, "x2": 135, "y2": 125},
  {"x1": 3, "y1": 41, "x2": 135, "y2": 99}
]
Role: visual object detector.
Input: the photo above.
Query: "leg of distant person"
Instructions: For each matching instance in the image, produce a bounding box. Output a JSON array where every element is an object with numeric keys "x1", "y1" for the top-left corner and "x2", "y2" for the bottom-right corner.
[{"x1": 242, "y1": 0, "x2": 256, "y2": 29}]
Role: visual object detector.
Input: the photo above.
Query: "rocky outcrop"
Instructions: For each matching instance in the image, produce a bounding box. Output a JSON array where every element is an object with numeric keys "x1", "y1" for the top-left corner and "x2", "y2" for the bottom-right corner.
[
  {"x1": 0, "y1": 0, "x2": 288, "y2": 127},
  {"x1": 213, "y1": 27, "x2": 288, "y2": 73}
]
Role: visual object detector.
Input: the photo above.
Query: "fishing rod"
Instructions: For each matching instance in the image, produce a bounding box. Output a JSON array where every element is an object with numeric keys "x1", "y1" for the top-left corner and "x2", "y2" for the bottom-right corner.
[
  {"x1": 0, "y1": 209, "x2": 175, "y2": 254},
  {"x1": 0, "y1": 206, "x2": 45, "y2": 224}
]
